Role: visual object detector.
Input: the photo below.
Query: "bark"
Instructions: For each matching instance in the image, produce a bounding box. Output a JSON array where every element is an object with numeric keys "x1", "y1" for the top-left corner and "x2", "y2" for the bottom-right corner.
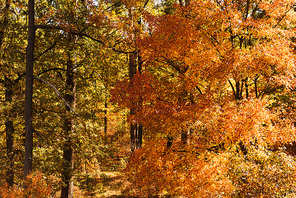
[
  {"x1": 129, "y1": 53, "x2": 136, "y2": 152},
  {"x1": 235, "y1": 80, "x2": 241, "y2": 100},
  {"x1": 24, "y1": 0, "x2": 35, "y2": 179},
  {"x1": 245, "y1": 78, "x2": 249, "y2": 99},
  {"x1": 5, "y1": 77, "x2": 14, "y2": 186},
  {"x1": 129, "y1": 53, "x2": 143, "y2": 152},
  {"x1": 166, "y1": 136, "x2": 173, "y2": 148},
  {"x1": 1, "y1": 1, "x2": 15, "y2": 186},
  {"x1": 181, "y1": 129, "x2": 190, "y2": 145},
  {"x1": 104, "y1": 102, "x2": 107, "y2": 144},
  {"x1": 254, "y1": 76, "x2": 258, "y2": 98},
  {"x1": 130, "y1": 123, "x2": 136, "y2": 153},
  {"x1": 136, "y1": 123, "x2": 143, "y2": 149},
  {"x1": 0, "y1": 0, "x2": 10, "y2": 48},
  {"x1": 61, "y1": 39, "x2": 76, "y2": 198},
  {"x1": 129, "y1": 53, "x2": 136, "y2": 79},
  {"x1": 128, "y1": 4, "x2": 143, "y2": 153}
]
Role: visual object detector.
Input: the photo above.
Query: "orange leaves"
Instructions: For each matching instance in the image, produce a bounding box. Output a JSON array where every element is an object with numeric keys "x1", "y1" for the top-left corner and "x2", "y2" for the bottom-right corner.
[
  {"x1": 125, "y1": 139, "x2": 234, "y2": 197},
  {"x1": 0, "y1": 172, "x2": 52, "y2": 198},
  {"x1": 112, "y1": 0, "x2": 296, "y2": 196},
  {"x1": 193, "y1": 99, "x2": 296, "y2": 149},
  {"x1": 111, "y1": 71, "x2": 155, "y2": 109}
]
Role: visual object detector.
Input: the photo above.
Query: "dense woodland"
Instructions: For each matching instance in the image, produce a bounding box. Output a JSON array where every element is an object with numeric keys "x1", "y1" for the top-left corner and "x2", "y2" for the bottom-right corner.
[{"x1": 1, "y1": 0, "x2": 296, "y2": 197}]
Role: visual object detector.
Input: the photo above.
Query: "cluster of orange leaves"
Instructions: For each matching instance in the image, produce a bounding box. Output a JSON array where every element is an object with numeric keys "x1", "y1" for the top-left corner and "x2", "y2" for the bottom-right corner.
[
  {"x1": 0, "y1": 172, "x2": 52, "y2": 198},
  {"x1": 125, "y1": 139, "x2": 234, "y2": 197}
]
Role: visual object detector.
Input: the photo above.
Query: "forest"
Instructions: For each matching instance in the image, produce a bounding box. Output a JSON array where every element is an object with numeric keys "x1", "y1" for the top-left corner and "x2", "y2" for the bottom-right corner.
[{"x1": 1, "y1": 0, "x2": 296, "y2": 197}]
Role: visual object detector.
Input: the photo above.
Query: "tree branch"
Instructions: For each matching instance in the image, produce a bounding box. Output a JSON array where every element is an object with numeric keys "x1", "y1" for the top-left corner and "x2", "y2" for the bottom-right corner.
[
  {"x1": 35, "y1": 41, "x2": 57, "y2": 61},
  {"x1": 143, "y1": 0, "x2": 150, "y2": 8},
  {"x1": 35, "y1": 24, "x2": 133, "y2": 54},
  {"x1": 37, "y1": 68, "x2": 67, "y2": 76},
  {"x1": 273, "y1": 6, "x2": 294, "y2": 28},
  {"x1": 228, "y1": 79, "x2": 236, "y2": 99},
  {"x1": 33, "y1": 76, "x2": 79, "y2": 116}
]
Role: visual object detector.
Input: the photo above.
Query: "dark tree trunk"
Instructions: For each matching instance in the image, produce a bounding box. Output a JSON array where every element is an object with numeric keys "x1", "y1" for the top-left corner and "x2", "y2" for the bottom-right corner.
[
  {"x1": 129, "y1": 53, "x2": 143, "y2": 153},
  {"x1": 5, "y1": 120, "x2": 14, "y2": 186},
  {"x1": 1, "y1": 0, "x2": 15, "y2": 186},
  {"x1": 5, "y1": 77, "x2": 15, "y2": 186},
  {"x1": 166, "y1": 136, "x2": 173, "y2": 148},
  {"x1": 181, "y1": 129, "x2": 190, "y2": 145},
  {"x1": 24, "y1": 0, "x2": 35, "y2": 179},
  {"x1": 245, "y1": 78, "x2": 249, "y2": 99},
  {"x1": 0, "y1": 0, "x2": 10, "y2": 47},
  {"x1": 235, "y1": 80, "x2": 241, "y2": 100},
  {"x1": 61, "y1": 39, "x2": 76, "y2": 198},
  {"x1": 130, "y1": 122, "x2": 136, "y2": 153},
  {"x1": 104, "y1": 102, "x2": 107, "y2": 144},
  {"x1": 129, "y1": 53, "x2": 137, "y2": 153}
]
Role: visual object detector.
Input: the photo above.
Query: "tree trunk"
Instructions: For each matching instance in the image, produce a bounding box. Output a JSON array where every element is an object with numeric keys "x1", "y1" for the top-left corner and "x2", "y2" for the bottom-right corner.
[
  {"x1": 61, "y1": 38, "x2": 76, "y2": 198},
  {"x1": 129, "y1": 53, "x2": 136, "y2": 153},
  {"x1": 129, "y1": 53, "x2": 143, "y2": 153},
  {"x1": 24, "y1": 0, "x2": 35, "y2": 179},
  {"x1": 5, "y1": 77, "x2": 14, "y2": 186},
  {"x1": 181, "y1": 129, "x2": 190, "y2": 145},
  {"x1": 0, "y1": 0, "x2": 10, "y2": 47},
  {"x1": 104, "y1": 102, "x2": 107, "y2": 144}
]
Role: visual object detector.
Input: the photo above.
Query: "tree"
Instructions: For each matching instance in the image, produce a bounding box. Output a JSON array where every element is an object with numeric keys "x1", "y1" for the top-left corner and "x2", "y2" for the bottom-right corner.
[
  {"x1": 24, "y1": 0, "x2": 36, "y2": 179},
  {"x1": 113, "y1": 0, "x2": 296, "y2": 196}
]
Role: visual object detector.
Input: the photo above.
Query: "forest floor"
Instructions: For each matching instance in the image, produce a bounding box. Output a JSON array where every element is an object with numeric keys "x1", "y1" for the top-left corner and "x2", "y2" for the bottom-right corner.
[
  {"x1": 75, "y1": 131, "x2": 132, "y2": 197},
  {"x1": 96, "y1": 171, "x2": 129, "y2": 198}
]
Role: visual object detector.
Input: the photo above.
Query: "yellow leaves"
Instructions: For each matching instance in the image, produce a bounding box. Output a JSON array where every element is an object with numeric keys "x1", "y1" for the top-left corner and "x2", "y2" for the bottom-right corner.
[{"x1": 227, "y1": 146, "x2": 296, "y2": 197}]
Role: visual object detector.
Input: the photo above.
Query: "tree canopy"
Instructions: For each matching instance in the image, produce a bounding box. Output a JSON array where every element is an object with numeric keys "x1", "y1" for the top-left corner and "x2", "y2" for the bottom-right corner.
[{"x1": 1, "y1": 0, "x2": 296, "y2": 197}]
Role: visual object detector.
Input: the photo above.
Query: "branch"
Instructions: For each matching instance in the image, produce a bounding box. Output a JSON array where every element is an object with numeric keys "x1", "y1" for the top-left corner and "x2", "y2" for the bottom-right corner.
[
  {"x1": 37, "y1": 68, "x2": 67, "y2": 76},
  {"x1": 143, "y1": 0, "x2": 150, "y2": 8},
  {"x1": 33, "y1": 76, "x2": 79, "y2": 116},
  {"x1": 35, "y1": 24, "x2": 133, "y2": 54},
  {"x1": 244, "y1": 0, "x2": 250, "y2": 20},
  {"x1": 161, "y1": 58, "x2": 203, "y2": 94},
  {"x1": 259, "y1": 78, "x2": 271, "y2": 99},
  {"x1": 33, "y1": 128, "x2": 44, "y2": 141},
  {"x1": 194, "y1": 85, "x2": 203, "y2": 95},
  {"x1": 228, "y1": 79, "x2": 236, "y2": 99},
  {"x1": 273, "y1": 6, "x2": 294, "y2": 28},
  {"x1": 254, "y1": 75, "x2": 259, "y2": 98},
  {"x1": 35, "y1": 41, "x2": 57, "y2": 61}
]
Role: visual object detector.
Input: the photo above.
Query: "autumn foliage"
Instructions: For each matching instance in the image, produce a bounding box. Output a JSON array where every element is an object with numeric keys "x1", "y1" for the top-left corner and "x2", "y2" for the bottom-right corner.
[
  {"x1": 2, "y1": 0, "x2": 296, "y2": 197},
  {"x1": 0, "y1": 172, "x2": 52, "y2": 198},
  {"x1": 110, "y1": 0, "x2": 296, "y2": 197}
]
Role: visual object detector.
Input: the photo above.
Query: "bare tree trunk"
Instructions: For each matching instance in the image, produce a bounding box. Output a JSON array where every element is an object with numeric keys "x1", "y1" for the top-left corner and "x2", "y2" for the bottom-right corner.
[
  {"x1": 129, "y1": 53, "x2": 137, "y2": 153},
  {"x1": 1, "y1": 0, "x2": 15, "y2": 187},
  {"x1": 129, "y1": 53, "x2": 143, "y2": 152},
  {"x1": 5, "y1": 77, "x2": 14, "y2": 186},
  {"x1": 0, "y1": 0, "x2": 10, "y2": 47},
  {"x1": 104, "y1": 102, "x2": 107, "y2": 144},
  {"x1": 24, "y1": 0, "x2": 35, "y2": 179},
  {"x1": 181, "y1": 129, "x2": 190, "y2": 145},
  {"x1": 61, "y1": 38, "x2": 76, "y2": 198}
]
